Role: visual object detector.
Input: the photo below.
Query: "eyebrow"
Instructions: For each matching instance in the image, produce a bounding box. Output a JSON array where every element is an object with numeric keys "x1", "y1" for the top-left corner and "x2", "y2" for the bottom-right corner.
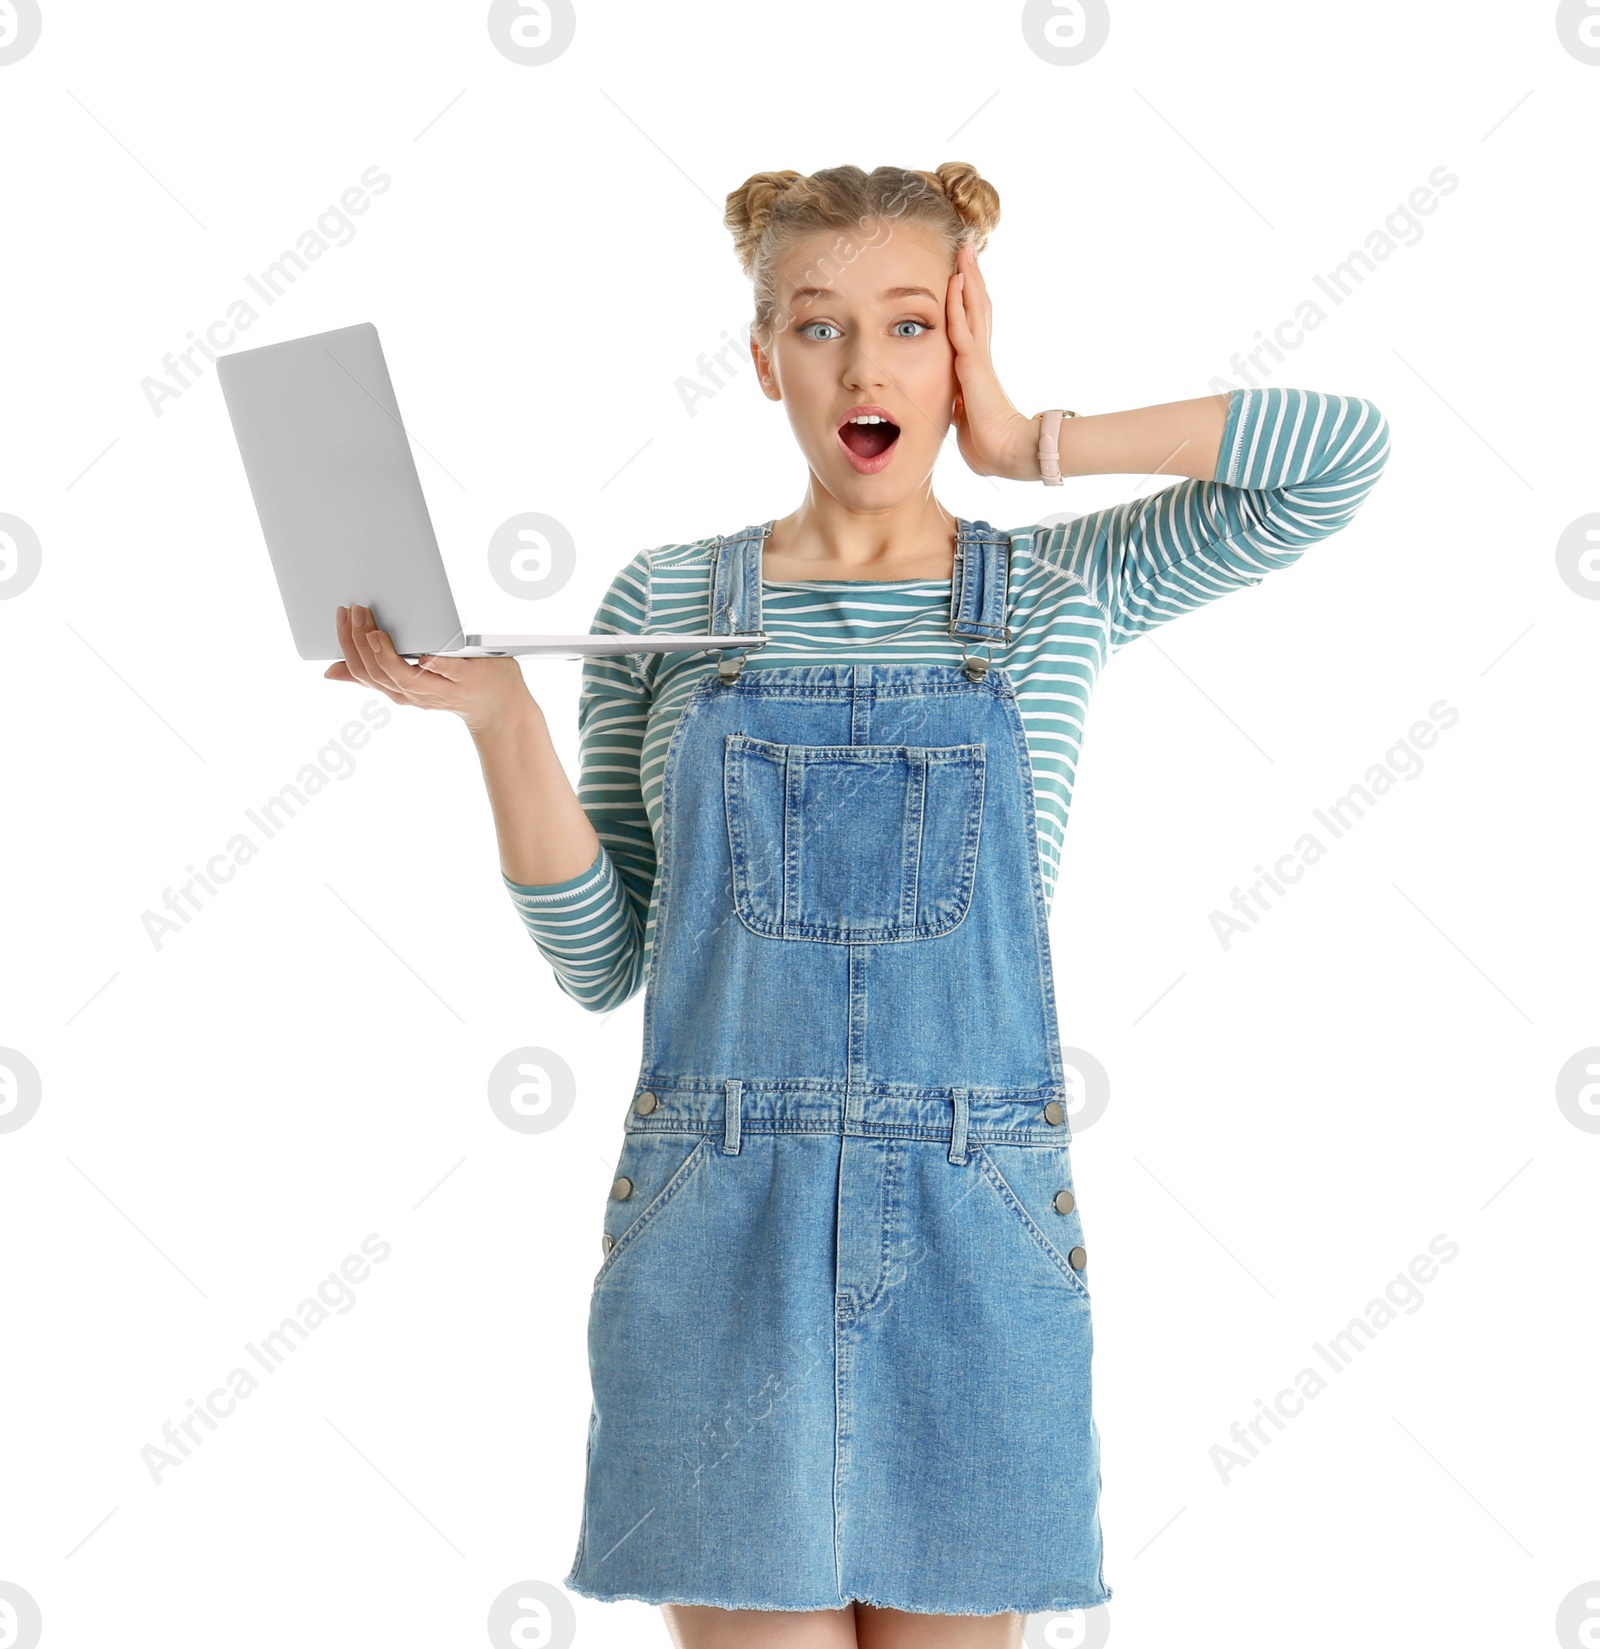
[{"x1": 786, "y1": 285, "x2": 940, "y2": 305}]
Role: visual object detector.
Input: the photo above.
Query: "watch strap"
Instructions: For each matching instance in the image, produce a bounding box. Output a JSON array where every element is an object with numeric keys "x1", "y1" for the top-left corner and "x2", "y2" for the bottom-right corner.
[{"x1": 1036, "y1": 407, "x2": 1077, "y2": 485}]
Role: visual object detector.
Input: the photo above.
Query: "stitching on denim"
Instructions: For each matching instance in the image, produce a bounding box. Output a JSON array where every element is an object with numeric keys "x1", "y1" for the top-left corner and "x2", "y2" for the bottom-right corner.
[
  {"x1": 973, "y1": 1143, "x2": 1090, "y2": 1304},
  {"x1": 725, "y1": 737, "x2": 984, "y2": 944},
  {"x1": 592, "y1": 1129, "x2": 715, "y2": 1293}
]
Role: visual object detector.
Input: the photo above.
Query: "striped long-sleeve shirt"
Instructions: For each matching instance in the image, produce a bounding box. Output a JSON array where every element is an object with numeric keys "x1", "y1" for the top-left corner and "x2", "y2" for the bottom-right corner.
[{"x1": 506, "y1": 386, "x2": 1390, "y2": 1012}]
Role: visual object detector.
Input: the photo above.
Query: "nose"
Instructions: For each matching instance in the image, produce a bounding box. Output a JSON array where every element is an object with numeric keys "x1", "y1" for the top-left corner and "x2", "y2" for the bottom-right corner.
[{"x1": 841, "y1": 336, "x2": 890, "y2": 397}]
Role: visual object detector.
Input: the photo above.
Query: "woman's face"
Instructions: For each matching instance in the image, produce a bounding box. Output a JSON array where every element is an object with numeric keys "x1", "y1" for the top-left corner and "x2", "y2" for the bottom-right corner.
[{"x1": 751, "y1": 223, "x2": 957, "y2": 505}]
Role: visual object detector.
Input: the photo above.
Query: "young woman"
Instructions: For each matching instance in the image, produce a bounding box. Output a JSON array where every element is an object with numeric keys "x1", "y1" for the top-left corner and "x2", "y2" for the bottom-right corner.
[{"x1": 326, "y1": 163, "x2": 1390, "y2": 1649}]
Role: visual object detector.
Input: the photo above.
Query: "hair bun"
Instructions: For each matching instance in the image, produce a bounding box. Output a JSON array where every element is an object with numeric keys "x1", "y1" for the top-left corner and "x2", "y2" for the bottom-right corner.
[
  {"x1": 924, "y1": 161, "x2": 1001, "y2": 249},
  {"x1": 724, "y1": 170, "x2": 806, "y2": 276}
]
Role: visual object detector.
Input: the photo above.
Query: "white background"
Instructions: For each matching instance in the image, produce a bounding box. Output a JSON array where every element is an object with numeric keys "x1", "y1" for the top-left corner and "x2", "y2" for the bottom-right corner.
[{"x1": 1, "y1": 2, "x2": 1596, "y2": 1646}]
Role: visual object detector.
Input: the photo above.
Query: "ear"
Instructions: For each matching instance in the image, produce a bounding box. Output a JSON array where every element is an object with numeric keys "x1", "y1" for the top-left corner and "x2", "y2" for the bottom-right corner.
[{"x1": 749, "y1": 333, "x2": 781, "y2": 403}]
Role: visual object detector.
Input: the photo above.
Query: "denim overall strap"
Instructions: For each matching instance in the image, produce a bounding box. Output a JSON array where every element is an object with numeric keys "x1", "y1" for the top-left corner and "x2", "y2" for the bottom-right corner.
[
  {"x1": 709, "y1": 525, "x2": 768, "y2": 684},
  {"x1": 948, "y1": 519, "x2": 1012, "y2": 681}
]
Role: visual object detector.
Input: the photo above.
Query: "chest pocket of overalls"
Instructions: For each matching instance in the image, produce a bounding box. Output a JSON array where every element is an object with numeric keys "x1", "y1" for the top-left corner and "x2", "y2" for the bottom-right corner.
[{"x1": 724, "y1": 733, "x2": 985, "y2": 943}]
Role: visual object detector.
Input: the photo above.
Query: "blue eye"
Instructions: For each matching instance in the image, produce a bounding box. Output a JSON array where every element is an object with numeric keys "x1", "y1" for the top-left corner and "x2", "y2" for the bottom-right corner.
[
  {"x1": 799, "y1": 321, "x2": 841, "y2": 341},
  {"x1": 893, "y1": 320, "x2": 930, "y2": 338}
]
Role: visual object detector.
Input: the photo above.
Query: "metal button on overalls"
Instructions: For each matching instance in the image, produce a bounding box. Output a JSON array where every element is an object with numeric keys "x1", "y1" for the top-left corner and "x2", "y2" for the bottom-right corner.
[{"x1": 569, "y1": 520, "x2": 1107, "y2": 1618}]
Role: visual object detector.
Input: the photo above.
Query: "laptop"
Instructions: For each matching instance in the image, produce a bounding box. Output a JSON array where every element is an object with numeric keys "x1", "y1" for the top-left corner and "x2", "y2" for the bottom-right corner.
[{"x1": 216, "y1": 321, "x2": 768, "y2": 663}]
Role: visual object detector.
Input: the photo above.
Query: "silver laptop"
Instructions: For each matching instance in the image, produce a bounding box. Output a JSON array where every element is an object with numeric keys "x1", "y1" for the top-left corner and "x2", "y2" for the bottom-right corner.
[{"x1": 216, "y1": 321, "x2": 767, "y2": 663}]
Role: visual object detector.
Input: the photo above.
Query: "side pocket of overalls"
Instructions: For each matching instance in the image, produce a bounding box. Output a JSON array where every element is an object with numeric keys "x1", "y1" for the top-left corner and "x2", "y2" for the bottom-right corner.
[
  {"x1": 593, "y1": 1128, "x2": 715, "y2": 1292},
  {"x1": 973, "y1": 1140, "x2": 1092, "y2": 1304}
]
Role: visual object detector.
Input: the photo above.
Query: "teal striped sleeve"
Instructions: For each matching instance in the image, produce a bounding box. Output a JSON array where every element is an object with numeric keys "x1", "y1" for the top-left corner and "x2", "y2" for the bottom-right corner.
[
  {"x1": 1038, "y1": 387, "x2": 1391, "y2": 651},
  {"x1": 503, "y1": 548, "x2": 656, "y2": 1012}
]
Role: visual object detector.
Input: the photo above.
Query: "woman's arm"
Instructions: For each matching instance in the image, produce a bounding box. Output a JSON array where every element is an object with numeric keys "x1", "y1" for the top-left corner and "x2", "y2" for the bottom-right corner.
[
  {"x1": 324, "y1": 572, "x2": 651, "y2": 1013},
  {"x1": 325, "y1": 603, "x2": 594, "y2": 874},
  {"x1": 941, "y1": 248, "x2": 1390, "y2": 641},
  {"x1": 943, "y1": 242, "x2": 1233, "y2": 486},
  {"x1": 994, "y1": 392, "x2": 1233, "y2": 483},
  {"x1": 1025, "y1": 387, "x2": 1392, "y2": 650},
  {"x1": 472, "y1": 699, "x2": 601, "y2": 886},
  {"x1": 499, "y1": 550, "x2": 656, "y2": 1012}
]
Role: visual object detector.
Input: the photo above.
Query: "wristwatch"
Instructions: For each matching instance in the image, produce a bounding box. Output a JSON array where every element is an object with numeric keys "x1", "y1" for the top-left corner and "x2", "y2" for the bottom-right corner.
[{"x1": 1035, "y1": 408, "x2": 1078, "y2": 486}]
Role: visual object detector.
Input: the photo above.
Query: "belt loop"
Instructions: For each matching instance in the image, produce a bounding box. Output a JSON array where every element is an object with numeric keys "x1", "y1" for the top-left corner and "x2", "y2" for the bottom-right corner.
[
  {"x1": 723, "y1": 1078, "x2": 743, "y2": 1155},
  {"x1": 948, "y1": 1088, "x2": 969, "y2": 1166}
]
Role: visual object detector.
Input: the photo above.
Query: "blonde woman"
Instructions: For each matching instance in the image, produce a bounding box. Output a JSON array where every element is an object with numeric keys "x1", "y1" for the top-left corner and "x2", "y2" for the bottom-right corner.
[{"x1": 328, "y1": 164, "x2": 1390, "y2": 1648}]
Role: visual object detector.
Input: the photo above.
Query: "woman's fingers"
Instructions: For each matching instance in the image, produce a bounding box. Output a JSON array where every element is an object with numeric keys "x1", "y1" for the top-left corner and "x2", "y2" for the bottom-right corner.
[
  {"x1": 946, "y1": 267, "x2": 972, "y2": 352},
  {"x1": 365, "y1": 624, "x2": 485, "y2": 715},
  {"x1": 947, "y1": 255, "x2": 992, "y2": 366},
  {"x1": 326, "y1": 651, "x2": 406, "y2": 705},
  {"x1": 327, "y1": 604, "x2": 530, "y2": 720},
  {"x1": 335, "y1": 604, "x2": 385, "y2": 689},
  {"x1": 411, "y1": 651, "x2": 470, "y2": 685},
  {"x1": 334, "y1": 605, "x2": 415, "y2": 704},
  {"x1": 957, "y1": 242, "x2": 992, "y2": 350},
  {"x1": 946, "y1": 273, "x2": 980, "y2": 425},
  {"x1": 364, "y1": 622, "x2": 444, "y2": 700},
  {"x1": 942, "y1": 246, "x2": 1028, "y2": 480}
]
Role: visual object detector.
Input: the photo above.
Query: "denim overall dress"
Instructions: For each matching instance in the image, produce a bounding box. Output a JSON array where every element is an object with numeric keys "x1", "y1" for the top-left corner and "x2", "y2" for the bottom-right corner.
[{"x1": 567, "y1": 519, "x2": 1111, "y2": 1617}]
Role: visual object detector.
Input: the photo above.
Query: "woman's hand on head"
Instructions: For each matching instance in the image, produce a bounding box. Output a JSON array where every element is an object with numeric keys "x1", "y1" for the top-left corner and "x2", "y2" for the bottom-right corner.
[
  {"x1": 324, "y1": 604, "x2": 535, "y2": 735},
  {"x1": 945, "y1": 240, "x2": 1038, "y2": 483}
]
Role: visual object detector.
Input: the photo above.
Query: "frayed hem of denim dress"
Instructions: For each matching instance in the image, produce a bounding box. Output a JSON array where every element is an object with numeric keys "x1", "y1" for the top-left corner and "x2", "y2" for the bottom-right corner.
[{"x1": 563, "y1": 1572, "x2": 1114, "y2": 1616}]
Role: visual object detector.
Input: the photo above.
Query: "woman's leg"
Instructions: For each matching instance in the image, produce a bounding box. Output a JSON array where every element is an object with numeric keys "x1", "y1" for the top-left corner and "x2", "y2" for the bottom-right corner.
[
  {"x1": 662, "y1": 1602, "x2": 859, "y2": 1648},
  {"x1": 660, "y1": 1599, "x2": 1030, "y2": 1647},
  {"x1": 853, "y1": 1604, "x2": 1026, "y2": 1649}
]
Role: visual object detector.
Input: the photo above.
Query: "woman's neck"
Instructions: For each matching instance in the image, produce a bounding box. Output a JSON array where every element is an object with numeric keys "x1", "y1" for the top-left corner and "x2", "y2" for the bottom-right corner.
[{"x1": 762, "y1": 494, "x2": 959, "y2": 583}]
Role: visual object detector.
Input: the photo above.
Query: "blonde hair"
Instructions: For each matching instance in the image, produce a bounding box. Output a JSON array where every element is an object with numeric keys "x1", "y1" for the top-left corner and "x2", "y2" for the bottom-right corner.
[{"x1": 724, "y1": 162, "x2": 1001, "y2": 348}]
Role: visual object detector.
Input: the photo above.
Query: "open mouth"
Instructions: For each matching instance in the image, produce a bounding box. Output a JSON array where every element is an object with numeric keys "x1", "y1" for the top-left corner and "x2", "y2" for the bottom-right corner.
[{"x1": 837, "y1": 410, "x2": 901, "y2": 473}]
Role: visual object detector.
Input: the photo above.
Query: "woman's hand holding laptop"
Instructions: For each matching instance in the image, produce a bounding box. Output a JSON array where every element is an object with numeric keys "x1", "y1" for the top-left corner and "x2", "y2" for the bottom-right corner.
[
  {"x1": 324, "y1": 601, "x2": 604, "y2": 888},
  {"x1": 324, "y1": 601, "x2": 528, "y2": 733}
]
